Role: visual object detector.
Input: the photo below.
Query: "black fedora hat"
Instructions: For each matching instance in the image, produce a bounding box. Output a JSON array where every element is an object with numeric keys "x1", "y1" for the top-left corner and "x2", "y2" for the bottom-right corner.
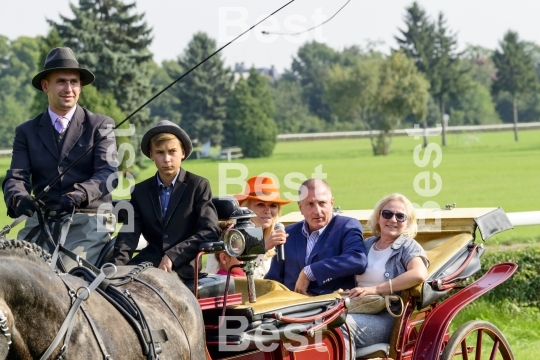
[
  {"x1": 141, "y1": 120, "x2": 193, "y2": 159},
  {"x1": 32, "y1": 47, "x2": 95, "y2": 91}
]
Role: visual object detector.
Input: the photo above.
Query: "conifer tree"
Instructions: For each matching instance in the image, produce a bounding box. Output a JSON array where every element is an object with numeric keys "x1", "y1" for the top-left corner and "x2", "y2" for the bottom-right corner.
[
  {"x1": 171, "y1": 32, "x2": 232, "y2": 146},
  {"x1": 396, "y1": 3, "x2": 469, "y2": 146},
  {"x1": 49, "y1": 0, "x2": 154, "y2": 166},
  {"x1": 492, "y1": 31, "x2": 538, "y2": 142}
]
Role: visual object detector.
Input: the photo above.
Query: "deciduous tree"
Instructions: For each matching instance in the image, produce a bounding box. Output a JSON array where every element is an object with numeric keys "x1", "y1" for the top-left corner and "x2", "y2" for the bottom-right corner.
[
  {"x1": 325, "y1": 52, "x2": 429, "y2": 155},
  {"x1": 226, "y1": 70, "x2": 277, "y2": 158},
  {"x1": 492, "y1": 30, "x2": 538, "y2": 141}
]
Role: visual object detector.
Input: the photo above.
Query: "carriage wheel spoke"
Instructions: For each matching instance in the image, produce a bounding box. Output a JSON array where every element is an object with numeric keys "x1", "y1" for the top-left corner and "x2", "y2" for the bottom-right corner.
[
  {"x1": 441, "y1": 321, "x2": 513, "y2": 360},
  {"x1": 475, "y1": 329, "x2": 483, "y2": 359},
  {"x1": 489, "y1": 340, "x2": 500, "y2": 360},
  {"x1": 461, "y1": 339, "x2": 469, "y2": 360}
]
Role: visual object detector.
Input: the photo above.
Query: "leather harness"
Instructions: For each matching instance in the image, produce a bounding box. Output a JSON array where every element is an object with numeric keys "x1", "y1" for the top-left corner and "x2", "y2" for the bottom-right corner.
[
  {"x1": 42, "y1": 262, "x2": 180, "y2": 360},
  {"x1": 27, "y1": 211, "x2": 191, "y2": 360}
]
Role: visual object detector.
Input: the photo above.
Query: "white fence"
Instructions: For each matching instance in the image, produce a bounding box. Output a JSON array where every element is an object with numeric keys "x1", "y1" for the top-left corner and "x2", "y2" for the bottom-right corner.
[
  {"x1": 277, "y1": 122, "x2": 540, "y2": 141},
  {"x1": 506, "y1": 211, "x2": 540, "y2": 226}
]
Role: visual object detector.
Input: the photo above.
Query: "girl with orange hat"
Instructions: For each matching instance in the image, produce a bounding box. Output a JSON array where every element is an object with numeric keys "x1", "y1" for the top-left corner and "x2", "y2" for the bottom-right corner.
[{"x1": 206, "y1": 175, "x2": 291, "y2": 278}]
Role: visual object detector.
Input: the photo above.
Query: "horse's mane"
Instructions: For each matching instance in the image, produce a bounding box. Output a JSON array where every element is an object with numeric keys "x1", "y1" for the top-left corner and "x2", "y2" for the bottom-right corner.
[{"x1": 0, "y1": 238, "x2": 52, "y2": 264}]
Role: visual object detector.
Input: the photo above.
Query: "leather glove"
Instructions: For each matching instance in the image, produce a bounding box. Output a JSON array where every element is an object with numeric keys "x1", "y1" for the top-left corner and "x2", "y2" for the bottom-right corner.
[
  {"x1": 14, "y1": 195, "x2": 44, "y2": 217},
  {"x1": 59, "y1": 190, "x2": 87, "y2": 213}
]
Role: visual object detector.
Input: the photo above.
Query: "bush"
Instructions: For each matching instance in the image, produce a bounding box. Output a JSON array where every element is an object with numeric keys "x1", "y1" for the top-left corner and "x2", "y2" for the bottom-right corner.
[{"x1": 477, "y1": 246, "x2": 540, "y2": 308}]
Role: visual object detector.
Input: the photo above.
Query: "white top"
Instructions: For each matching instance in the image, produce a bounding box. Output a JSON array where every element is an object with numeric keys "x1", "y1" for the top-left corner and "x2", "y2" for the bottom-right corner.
[{"x1": 355, "y1": 244, "x2": 392, "y2": 287}]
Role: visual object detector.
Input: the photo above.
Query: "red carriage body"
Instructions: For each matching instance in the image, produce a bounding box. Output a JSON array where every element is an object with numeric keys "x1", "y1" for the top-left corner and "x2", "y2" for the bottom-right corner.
[{"x1": 196, "y1": 206, "x2": 516, "y2": 360}]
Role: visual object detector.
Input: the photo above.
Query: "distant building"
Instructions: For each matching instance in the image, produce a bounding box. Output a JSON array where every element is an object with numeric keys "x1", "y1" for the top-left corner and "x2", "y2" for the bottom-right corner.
[{"x1": 233, "y1": 62, "x2": 279, "y2": 83}]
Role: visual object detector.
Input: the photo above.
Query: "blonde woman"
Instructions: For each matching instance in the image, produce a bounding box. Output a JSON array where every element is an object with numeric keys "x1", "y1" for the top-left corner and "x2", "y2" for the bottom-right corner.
[
  {"x1": 206, "y1": 175, "x2": 291, "y2": 278},
  {"x1": 345, "y1": 193, "x2": 429, "y2": 353}
]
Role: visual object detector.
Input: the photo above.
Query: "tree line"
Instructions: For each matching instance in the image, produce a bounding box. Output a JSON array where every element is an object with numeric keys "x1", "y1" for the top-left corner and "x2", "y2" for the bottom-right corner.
[{"x1": 1, "y1": 0, "x2": 539, "y2": 168}]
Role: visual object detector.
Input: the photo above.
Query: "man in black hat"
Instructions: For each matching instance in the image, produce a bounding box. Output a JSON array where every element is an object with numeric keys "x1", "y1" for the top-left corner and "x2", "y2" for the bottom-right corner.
[
  {"x1": 111, "y1": 120, "x2": 220, "y2": 280},
  {"x1": 2, "y1": 47, "x2": 118, "y2": 269}
]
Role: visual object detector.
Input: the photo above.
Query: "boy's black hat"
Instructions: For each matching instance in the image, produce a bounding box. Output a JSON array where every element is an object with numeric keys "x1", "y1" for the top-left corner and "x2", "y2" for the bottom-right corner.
[{"x1": 141, "y1": 120, "x2": 193, "y2": 159}]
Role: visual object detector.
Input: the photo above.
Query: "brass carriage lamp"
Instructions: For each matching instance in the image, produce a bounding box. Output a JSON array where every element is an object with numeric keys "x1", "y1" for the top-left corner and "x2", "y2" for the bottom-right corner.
[{"x1": 223, "y1": 207, "x2": 265, "y2": 303}]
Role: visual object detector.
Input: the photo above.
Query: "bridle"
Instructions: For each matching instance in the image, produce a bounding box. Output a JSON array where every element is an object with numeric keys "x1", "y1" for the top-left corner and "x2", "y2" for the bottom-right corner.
[{"x1": 0, "y1": 310, "x2": 12, "y2": 352}]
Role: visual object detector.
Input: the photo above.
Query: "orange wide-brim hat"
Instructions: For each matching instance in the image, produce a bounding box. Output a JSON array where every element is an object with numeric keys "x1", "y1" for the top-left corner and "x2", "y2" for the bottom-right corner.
[{"x1": 234, "y1": 176, "x2": 292, "y2": 205}]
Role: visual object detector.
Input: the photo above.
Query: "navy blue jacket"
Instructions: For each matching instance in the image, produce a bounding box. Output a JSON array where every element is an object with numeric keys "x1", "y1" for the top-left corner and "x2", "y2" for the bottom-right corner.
[
  {"x1": 3, "y1": 105, "x2": 117, "y2": 215},
  {"x1": 265, "y1": 215, "x2": 367, "y2": 295}
]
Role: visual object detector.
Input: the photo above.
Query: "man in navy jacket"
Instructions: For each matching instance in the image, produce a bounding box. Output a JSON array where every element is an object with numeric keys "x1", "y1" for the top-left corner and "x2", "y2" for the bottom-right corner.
[{"x1": 266, "y1": 179, "x2": 367, "y2": 295}]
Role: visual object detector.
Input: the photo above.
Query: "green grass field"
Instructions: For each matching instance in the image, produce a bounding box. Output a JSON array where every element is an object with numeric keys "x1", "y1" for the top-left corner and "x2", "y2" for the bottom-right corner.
[
  {"x1": 134, "y1": 128, "x2": 539, "y2": 244},
  {"x1": 2, "y1": 128, "x2": 537, "y2": 241}
]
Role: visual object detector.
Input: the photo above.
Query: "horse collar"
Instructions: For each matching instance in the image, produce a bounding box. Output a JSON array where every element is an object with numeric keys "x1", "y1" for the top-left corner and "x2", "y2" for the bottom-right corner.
[{"x1": 0, "y1": 310, "x2": 12, "y2": 350}]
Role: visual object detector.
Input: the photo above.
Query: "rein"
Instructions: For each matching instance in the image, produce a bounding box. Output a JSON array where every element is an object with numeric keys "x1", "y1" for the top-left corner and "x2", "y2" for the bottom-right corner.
[{"x1": 39, "y1": 264, "x2": 111, "y2": 360}]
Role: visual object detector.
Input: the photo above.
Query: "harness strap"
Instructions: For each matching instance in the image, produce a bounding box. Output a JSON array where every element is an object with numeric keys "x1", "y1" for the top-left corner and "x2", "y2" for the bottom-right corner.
[
  {"x1": 60, "y1": 246, "x2": 100, "y2": 274},
  {"x1": 40, "y1": 270, "x2": 107, "y2": 360},
  {"x1": 50, "y1": 216, "x2": 72, "y2": 271},
  {"x1": 110, "y1": 262, "x2": 154, "y2": 286},
  {"x1": 134, "y1": 278, "x2": 191, "y2": 359},
  {"x1": 79, "y1": 303, "x2": 113, "y2": 360},
  {"x1": 124, "y1": 289, "x2": 160, "y2": 360},
  {"x1": 143, "y1": 329, "x2": 168, "y2": 344}
]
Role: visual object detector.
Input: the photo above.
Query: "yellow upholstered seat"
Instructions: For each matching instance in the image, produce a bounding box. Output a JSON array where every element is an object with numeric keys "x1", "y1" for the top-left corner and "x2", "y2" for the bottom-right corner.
[{"x1": 230, "y1": 278, "x2": 341, "y2": 315}]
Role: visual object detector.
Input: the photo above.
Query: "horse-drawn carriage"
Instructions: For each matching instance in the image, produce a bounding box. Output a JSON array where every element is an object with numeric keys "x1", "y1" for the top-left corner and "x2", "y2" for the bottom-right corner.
[
  {"x1": 195, "y1": 199, "x2": 516, "y2": 360},
  {"x1": 0, "y1": 197, "x2": 517, "y2": 360}
]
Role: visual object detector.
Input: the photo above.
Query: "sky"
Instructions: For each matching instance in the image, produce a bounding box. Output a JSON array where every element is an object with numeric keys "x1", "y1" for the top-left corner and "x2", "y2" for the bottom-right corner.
[{"x1": 1, "y1": 0, "x2": 540, "y2": 74}]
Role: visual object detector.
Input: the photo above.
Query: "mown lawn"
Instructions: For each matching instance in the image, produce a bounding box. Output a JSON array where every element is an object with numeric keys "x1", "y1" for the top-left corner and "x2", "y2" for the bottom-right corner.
[
  {"x1": 4, "y1": 129, "x2": 536, "y2": 241},
  {"x1": 129, "y1": 128, "x2": 540, "y2": 243}
]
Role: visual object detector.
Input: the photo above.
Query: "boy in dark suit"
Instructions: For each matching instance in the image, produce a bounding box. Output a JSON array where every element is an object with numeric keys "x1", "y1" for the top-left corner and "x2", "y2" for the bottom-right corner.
[{"x1": 111, "y1": 120, "x2": 220, "y2": 280}]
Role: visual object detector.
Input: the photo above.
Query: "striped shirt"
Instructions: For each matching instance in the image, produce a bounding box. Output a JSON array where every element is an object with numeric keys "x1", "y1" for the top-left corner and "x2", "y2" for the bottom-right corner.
[
  {"x1": 302, "y1": 220, "x2": 329, "y2": 281},
  {"x1": 48, "y1": 106, "x2": 76, "y2": 129}
]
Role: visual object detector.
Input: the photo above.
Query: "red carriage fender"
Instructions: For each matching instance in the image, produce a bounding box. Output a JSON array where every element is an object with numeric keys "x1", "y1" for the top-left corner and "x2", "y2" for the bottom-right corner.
[{"x1": 412, "y1": 262, "x2": 517, "y2": 360}]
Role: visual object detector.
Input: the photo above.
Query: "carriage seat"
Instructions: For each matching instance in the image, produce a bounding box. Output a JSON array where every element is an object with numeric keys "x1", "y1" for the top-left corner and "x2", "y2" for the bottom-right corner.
[
  {"x1": 184, "y1": 274, "x2": 236, "y2": 298},
  {"x1": 204, "y1": 278, "x2": 345, "y2": 351},
  {"x1": 410, "y1": 232, "x2": 482, "y2": 309},
  {"x1": 220, "y1": 279, "x2": 343, "y2": 325}
]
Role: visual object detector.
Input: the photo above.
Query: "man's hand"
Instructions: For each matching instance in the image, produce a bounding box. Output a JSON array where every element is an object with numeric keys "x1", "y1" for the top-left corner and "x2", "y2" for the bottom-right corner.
[
  {"x1": 14, "y1": 195, "x2": 44, "y2": 217},
  {"x1": 294, "y1": 269, "x2": 311, "y2": 295},
  {"x1": 158, "y1": 254, "x2": 173, "y2": 273},
  {"x1": 59, "y1": 190, "x2": 86, "y2": 213}
]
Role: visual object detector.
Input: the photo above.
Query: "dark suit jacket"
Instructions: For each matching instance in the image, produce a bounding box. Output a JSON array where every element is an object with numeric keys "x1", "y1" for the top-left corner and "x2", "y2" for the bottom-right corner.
[
  {"x1": 265, "y1": 215, "x2": 367, "y2": 295},
  {"x1": 111, "y1": 168, "x2": 221, "y2": 280},
  {"x1": 2, "y1": 105, "x2": 117, "y2": 216}
]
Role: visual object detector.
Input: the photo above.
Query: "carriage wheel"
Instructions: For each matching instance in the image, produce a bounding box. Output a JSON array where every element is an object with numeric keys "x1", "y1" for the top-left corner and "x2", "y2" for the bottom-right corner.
[{"x1": 440, "y1": 320, "x2": 513, "y2": 360}]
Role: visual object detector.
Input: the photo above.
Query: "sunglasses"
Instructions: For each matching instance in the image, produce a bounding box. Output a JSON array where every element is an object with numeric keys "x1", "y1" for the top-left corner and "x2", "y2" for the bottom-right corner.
[{"x1": 381, "y1": 210, "x2": 408, "y2": 222}]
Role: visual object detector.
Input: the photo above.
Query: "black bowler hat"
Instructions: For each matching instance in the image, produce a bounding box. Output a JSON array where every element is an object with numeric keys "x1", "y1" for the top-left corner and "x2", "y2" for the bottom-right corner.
[
  {"x1": 141, "y1": 120, "x2": 193, "y2": 159},
  {"x1": 32, "y1": 47, "x2": 95, "y2": 91}
]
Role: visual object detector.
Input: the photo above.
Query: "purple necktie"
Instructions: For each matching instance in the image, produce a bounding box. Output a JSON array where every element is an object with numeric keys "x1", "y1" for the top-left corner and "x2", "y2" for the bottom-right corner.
[{"x1": 55, "y1": 117, "x2": 69, "y2": 134}]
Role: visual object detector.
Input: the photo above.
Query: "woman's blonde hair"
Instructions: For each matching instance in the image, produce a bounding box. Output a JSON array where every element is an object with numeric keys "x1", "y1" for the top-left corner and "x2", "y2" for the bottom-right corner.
[{"x1": 367, "y1": 193, "x2": 417, "y2": 238}]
